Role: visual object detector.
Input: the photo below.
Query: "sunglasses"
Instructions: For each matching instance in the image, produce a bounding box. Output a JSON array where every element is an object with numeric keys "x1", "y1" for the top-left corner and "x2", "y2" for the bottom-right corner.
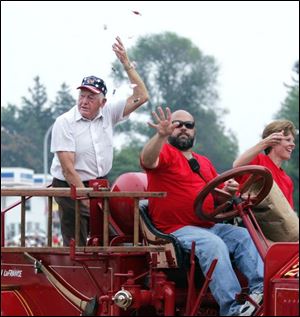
[{"x1": 172, "y1": 120, "x2": 195, "y2": 129}]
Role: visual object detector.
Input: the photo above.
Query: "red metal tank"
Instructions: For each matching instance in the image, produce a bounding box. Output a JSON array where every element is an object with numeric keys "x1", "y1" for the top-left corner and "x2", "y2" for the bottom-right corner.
[{"x1": 109, "y1": 172, "x2": 147, "y2": 236}]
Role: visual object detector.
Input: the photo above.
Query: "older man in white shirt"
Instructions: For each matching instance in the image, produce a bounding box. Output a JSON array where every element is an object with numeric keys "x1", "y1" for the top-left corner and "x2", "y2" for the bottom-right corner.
[{"x1": 50, "y1": 37, "x2": 148, "y2": 246}]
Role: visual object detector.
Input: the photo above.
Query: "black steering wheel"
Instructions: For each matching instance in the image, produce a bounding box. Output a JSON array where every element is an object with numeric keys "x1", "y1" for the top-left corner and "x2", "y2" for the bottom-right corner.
[{"x1": 194, "y1": 165, "x2": 273, "y2": 222}]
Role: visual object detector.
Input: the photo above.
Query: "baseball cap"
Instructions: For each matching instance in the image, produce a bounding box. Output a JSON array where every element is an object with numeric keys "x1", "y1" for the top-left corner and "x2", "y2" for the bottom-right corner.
[{"x1": 77, "y1": 76, "x2": 107, "y2": 96}]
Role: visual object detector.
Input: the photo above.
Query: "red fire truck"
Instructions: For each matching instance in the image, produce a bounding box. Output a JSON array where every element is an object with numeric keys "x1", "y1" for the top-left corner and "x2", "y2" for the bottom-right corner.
[{"x1": 1, "y1": 166, "x2": 299, "y2": 316}]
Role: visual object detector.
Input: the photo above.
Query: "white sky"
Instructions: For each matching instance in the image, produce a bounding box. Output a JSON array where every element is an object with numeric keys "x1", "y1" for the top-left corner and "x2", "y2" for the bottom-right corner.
[{"x1": 1, "y1": 1, "x2": 299, "y2": 154}]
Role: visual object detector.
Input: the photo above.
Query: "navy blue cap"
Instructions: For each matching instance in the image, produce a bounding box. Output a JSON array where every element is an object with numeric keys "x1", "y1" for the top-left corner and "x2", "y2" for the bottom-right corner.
[{"x1": 77, "y1": 76, "x2": 107, "y2": 96}]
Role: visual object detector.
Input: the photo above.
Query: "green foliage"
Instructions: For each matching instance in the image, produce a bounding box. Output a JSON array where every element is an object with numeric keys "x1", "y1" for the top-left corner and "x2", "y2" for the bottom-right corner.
[
  {"x1": 275, "y1": 61, "x2": 299, "y2": 212},
  {"x1": 1, "y1": 125, "x2": 37, "y2": 167},
  {"x1": 51, "y1": 83, "x2": 76, "y2": 119},
  {"x1": 110, "y1": 32, "x2": 238, "y2": 178},
  {"x1": 1, "y1": 104, "x2": 18, "y2": 133},
  {"x1": 108, "y1": 139, "x2": 143, "y2": 184},
  {"x1": 18, "y1": 77, "x2": 53, "y2": 164},
  {"x1": 1, "y1": 77, "x2": 76, "y2": 173},
  {"x1": 195, "y1": 108, "x2": 238, "y2": 172},
  {"x1": 112, "y1": 32, "x2": 219, "y2": 114},
  {"x1": 1, "y1": 77, "x2": 51, "y2": 171}
]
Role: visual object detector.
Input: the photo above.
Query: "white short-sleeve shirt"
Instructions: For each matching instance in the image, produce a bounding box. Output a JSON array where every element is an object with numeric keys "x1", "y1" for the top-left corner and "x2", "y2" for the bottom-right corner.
[{"x1": 50, "y1": 100, "x2": 127, "y2": 181}]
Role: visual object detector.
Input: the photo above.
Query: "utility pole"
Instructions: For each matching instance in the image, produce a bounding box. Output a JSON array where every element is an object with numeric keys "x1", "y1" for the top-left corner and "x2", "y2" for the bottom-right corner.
[{"x1": 43, "y1": 124, "x2": 53, "y2": 185}]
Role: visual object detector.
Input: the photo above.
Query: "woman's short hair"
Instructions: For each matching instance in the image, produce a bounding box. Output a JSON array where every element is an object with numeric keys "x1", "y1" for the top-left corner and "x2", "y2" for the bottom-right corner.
[{"x1": 262, "y1": 120, "x2": 296, "y2": 154}]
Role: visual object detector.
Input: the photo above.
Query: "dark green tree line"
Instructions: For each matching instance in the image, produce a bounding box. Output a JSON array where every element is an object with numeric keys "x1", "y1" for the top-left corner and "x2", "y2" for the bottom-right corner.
[
  {"x1": 275, "y1": 61, "x2": 299, "y2": 212},
  {"x1": 1, "y1": 77, "x2": 76, "y2": 172}
]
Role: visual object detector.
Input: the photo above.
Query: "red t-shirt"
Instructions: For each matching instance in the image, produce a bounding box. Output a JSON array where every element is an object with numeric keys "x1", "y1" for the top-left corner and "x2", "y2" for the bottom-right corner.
[
  {"x1": 242, "y1": 153, "x2": 294, "y2": 209},
  {"x1": 141, "y1": 144, "x2": 217, "y2": 234}
]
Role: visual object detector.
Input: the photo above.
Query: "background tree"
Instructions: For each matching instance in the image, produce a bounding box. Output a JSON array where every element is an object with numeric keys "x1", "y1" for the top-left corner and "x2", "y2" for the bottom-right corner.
[
  {"x1": 1, "y1": 77, "x2": 51, "y2": 171},
  {"x1": 1, "y1": 77, "x2": 76, "y2": 173},
  {"x1": 275, "y1": 61, "x2": 299, "y2": 212},
  {"x1": 1, "y1": 104, "x2": 36, "y2": 167},
  {"x1": 109, "y1": 32, "x2": 238, "y2": 182},
  {"x1": 1, "y1": 104, "x2": 18, "y2": 134},
  {"x1": 17, "y1": 76, "x2": 53, "y2": 172},
  {"x1": 109, "y1": 138, "x2": 143, "y2": 183},
  {"x1": 45, "y1": 83, "x2": 77, "y2": 171},
  {"x1": 51, "y1": 83, "x2": 76, "y2": 119}
]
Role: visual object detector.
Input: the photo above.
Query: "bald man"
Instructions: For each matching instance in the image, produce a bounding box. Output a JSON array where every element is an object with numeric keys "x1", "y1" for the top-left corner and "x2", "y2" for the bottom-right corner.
[{"x1": 140, "y1": 107, "x2": 264, "y2": 316}]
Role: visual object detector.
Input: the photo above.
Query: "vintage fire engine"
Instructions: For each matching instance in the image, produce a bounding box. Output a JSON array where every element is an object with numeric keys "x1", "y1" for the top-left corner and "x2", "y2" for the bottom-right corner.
[{"x1": 1, "y1": 166, "x2": 299, "y2": 316}]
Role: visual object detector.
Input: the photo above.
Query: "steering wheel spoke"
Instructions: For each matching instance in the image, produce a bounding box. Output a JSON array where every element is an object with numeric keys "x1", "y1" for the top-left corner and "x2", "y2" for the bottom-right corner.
[
  {"x1": 213, "y1": 188, "x2": 232, "y2": 203},
  {"x1": 239, "y1": 174, "x2": 264, "y2": 195},
  {"x1": 194, "y1": 166, "x2": 273, "y2": 222}
]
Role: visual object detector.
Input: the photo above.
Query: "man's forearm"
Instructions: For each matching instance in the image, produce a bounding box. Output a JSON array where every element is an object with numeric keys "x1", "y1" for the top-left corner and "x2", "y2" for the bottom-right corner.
[
  {"x1": 141, "y1": 133, "x2": 168, "y2": 168},
  {"x1": 123, "y1": 63, "x2": 149, "y2": 113},
  {"x1": 57, "y1": 152, "x2": 85, "y2": 188},
  {"x1": 62, "y1": 169, "x2": 85, "y2": 188}
]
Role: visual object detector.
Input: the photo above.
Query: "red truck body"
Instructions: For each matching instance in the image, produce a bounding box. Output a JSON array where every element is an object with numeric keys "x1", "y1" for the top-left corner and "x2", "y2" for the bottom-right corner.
[{"x1": 1, "y1": 170, "x2": 299, "y2": 316}]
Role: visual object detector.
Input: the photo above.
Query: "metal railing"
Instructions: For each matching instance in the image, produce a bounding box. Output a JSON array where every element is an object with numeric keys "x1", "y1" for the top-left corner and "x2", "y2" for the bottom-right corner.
[{"x1": 1, "y1": 186, "x2": 166, "y2": 250}]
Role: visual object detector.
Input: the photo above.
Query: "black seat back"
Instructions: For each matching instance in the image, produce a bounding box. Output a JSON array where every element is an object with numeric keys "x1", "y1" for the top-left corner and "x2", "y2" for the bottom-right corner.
[
  {"x1": 139, "y1": 201, "x2": 214, "y2": 291},
  {"x1": 139, "y1": 200, "x2": 186, "y2": 268}
]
